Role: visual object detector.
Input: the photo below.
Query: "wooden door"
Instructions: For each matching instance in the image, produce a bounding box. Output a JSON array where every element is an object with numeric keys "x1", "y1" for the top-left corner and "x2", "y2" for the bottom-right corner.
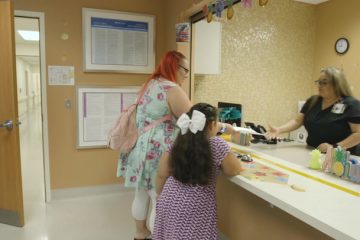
[{"x1": 0, "y1": 0, "x2": 25, "y2": 227}]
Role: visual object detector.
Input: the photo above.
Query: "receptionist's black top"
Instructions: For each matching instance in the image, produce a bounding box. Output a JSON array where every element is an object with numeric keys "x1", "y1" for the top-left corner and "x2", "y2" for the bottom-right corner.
[{"x1": 301, "y1": 95, "x2": 360, "y2": 156}]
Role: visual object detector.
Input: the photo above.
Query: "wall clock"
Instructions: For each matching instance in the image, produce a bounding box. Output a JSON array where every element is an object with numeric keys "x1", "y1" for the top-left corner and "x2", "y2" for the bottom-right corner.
[{"x1": 335, "y1": 37, "x2": 349, "y2": 54}]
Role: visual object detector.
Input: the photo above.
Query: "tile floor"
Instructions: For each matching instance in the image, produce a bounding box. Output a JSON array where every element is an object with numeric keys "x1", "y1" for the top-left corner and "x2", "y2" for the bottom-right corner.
[{"x1": 0, "y1": 105, "x2": 136, "y2": 240}]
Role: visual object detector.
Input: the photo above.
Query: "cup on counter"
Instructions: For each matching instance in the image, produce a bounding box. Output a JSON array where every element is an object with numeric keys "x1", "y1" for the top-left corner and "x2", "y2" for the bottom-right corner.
[{"x1": 231, "y1": 132, "x2": 250, "y2": 146}]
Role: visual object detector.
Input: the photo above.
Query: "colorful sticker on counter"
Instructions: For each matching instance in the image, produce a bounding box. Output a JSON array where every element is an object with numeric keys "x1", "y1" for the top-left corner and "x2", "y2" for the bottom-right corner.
[{"x1": 240, "y1": 161, "x2": 289, "y2": 185}]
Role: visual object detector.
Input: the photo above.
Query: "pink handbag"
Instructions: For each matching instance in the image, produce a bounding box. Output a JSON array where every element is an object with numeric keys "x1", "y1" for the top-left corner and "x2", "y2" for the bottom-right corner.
[{"x1": 107, "y1": 93, "x2": 171, "y2": 153}]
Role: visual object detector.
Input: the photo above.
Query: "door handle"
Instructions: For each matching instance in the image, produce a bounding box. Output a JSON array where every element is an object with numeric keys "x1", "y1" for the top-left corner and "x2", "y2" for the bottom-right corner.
[{"x1": 0, "y1": 120, "x2": 13, "y2": 130}]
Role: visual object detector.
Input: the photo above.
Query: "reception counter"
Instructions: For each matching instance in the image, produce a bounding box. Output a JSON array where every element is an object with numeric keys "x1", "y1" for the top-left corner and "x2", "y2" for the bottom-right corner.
[{"x1": 217, "y1": 141, "x2": 360, "y2": 240}]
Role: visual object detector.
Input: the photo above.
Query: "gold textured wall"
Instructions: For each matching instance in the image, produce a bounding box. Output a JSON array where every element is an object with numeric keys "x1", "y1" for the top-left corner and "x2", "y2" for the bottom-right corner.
[{"x1": 194, "y1": 0, "x2": 316, "y2": 127}]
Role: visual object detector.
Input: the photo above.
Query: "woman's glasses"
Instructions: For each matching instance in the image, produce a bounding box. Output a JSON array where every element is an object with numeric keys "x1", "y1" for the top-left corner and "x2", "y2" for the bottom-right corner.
[
  {"x1": 314, "y1": 79, "x2": 330, "y2": 86},
  {"x1": 179, "y1": 65, "x2": 190, "y2": 74}
]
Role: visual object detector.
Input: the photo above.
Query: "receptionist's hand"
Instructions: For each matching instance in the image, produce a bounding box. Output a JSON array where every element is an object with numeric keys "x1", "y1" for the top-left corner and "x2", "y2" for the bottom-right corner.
[
  {"x1": 317, "y1": 143, "x2": 332, "y2": 153},
  {"x1": 265, "y1": 125, "x2": 280, "y2": 139}
]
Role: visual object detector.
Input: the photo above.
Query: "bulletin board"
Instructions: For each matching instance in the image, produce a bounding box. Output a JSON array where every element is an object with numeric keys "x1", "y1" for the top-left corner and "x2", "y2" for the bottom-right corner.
[
  {"x1": 76, "y1": 86, "x2": 139, "y2": 148},
  {"x1": 82, "y1": 8, "x2": 155, "y2": 73}
]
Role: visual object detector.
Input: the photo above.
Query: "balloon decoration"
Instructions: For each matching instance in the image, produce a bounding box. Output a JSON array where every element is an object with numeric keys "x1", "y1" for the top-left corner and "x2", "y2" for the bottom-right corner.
[
  {"x1": 242, "y1": 0, "x2": 252, "y2": 8},
  {"x1": 215, "y1": 0, "x2": 225, "y2": 18},
  {"x1": 202, "y1": 4, "x2": 208, "y2": 17},
  {"x1": 227, "y1": 0, "x2": 234, "y2": 20},
  {"x1": 202, "y1": 0, "x2": 269, "y2": 23},
  {"x1": 207, "y1": 4, "x2": 214, "y2": 23},
  {"x1": 259, "y1": 0, "x2": 269, "y2": 6}
]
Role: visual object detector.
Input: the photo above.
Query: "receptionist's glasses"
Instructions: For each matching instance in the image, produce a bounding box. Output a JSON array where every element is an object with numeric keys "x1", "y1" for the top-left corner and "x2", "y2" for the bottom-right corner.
[
  {"x1": 179, "y1": 65, "x2": 190, "y2": 74},
  {"x1": 314, "y1": 79, "x2": 330, "y2": 86}
]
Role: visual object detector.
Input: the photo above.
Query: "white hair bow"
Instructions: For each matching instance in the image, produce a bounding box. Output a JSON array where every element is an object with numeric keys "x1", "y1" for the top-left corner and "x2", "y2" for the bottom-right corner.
[{"x1": 177, "y1": 110, "x2": 206, "y2": 135}]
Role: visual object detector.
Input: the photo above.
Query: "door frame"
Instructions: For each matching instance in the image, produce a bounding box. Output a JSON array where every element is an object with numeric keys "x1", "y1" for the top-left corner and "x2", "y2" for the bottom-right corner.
[{"x1": 15, "y1": 10, "x2": 51, "y2": 202}]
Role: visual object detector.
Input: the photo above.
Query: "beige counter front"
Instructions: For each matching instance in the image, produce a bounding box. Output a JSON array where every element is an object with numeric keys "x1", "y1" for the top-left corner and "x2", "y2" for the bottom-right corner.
[{"x1": 216, "y1": 142, "x2": 360, "y2": 240}]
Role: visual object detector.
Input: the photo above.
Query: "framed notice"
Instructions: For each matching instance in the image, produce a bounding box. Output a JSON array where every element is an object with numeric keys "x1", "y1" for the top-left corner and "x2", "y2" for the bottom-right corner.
[
  {"x1": 77, "y1": 86, "x2": 139, "y2": 148},
  {"x1": 82, "y1": 8, "x2": 155, "y2": 73},
  {"x1": 175, "y1": 22, "x2": 190, "y2": 43}
]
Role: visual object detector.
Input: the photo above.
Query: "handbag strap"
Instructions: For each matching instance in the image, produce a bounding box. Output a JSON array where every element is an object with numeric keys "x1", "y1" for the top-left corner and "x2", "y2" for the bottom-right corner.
[
  {"x1": 139, "y1": 114, "x2": 172, "y2": 134},
  {"x1": 136, "y1": 79, "x2": 174, "y2": 134}
]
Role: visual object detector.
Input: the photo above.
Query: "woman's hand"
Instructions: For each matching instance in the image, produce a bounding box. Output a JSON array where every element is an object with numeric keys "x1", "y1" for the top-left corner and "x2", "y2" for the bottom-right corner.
[
  {"x1": 227, "y1": 124, "x2": 236, "y2": 135},
  {"x1": 218, "y1": 122, "x2": 236, "y2": 135},
  {"x1": 265, "y1": 125, "x2": 280, "y2": 139},
  {"x1": 317, "y1": 143, "x2": 332, "y2": 153}
]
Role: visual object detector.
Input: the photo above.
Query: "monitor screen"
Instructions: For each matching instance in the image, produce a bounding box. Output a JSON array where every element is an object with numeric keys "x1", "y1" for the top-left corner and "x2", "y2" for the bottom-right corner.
[{"x1": 217, "y1": 102, "x2": 242, "y2": 127}]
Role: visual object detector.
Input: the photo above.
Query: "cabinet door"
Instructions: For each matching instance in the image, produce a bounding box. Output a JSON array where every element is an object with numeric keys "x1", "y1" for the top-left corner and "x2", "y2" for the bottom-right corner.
[{"x1": 194, "y1": 19, "x2": 221, "y2": 75}]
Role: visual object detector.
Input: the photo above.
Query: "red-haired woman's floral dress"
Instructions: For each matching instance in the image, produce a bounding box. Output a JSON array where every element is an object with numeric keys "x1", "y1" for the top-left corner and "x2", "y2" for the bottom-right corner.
[{"x1": 117, "y1": 78, "x2": 178, "y2": 190}]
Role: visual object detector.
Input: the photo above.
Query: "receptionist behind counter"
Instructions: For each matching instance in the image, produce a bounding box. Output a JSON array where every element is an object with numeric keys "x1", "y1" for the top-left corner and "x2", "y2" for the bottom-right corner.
[{"x1": 266, "y1": 67, "x2": 360, "y2": 156}]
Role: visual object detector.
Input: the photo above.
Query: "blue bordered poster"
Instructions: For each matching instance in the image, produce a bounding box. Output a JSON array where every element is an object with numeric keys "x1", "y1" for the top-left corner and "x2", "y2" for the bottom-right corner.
[{"x1": 83, "y1": 8, "x2": 155, "y2": 73}]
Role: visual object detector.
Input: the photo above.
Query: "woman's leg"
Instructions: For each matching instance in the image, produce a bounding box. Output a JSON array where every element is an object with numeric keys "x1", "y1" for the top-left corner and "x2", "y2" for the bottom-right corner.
[
  {"x1": 148, "y1": 189, "x2": 158, "y2": 233},
  {"x1": 132, "y1": 189, "x2": 151, "y2": 239}
]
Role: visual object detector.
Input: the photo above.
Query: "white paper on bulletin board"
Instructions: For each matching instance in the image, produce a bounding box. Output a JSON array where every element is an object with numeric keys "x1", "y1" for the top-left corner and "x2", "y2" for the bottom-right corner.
[{"x1": 77, "y1": 86, "x2": 139, "y2": 148}]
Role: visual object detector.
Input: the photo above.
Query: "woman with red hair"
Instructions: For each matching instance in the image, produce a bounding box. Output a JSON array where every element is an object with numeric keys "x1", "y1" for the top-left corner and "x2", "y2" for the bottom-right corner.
[{"x1": 117, "y1": 51, "x2": 192, "y2": 240}]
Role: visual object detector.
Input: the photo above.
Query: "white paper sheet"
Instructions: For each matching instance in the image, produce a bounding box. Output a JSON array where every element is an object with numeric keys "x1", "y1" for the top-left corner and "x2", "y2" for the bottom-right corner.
[
  {"x1": 48, "y1": 65, "x2": 74, "y2": 85},
  {"x1": 233, "y1": 127, "x2": 265, "y2": 135}
]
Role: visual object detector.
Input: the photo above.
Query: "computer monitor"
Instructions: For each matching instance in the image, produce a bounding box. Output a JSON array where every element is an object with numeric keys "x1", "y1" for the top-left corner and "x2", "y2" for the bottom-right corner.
[{"x1": 217, "y1": 102, "x2": 242, "y2": 127}]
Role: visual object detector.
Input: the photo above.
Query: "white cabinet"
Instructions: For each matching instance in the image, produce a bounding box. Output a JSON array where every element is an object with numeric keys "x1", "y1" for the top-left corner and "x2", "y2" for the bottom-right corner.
[{"x1": 193, "y1": 19, "x2": 221, "y2": 75}]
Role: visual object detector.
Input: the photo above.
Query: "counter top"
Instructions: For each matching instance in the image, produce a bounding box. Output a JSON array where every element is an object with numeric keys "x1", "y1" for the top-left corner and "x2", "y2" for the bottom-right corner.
[{"x1": 228, "y1": 141, "x2": 360, "y2": 240}]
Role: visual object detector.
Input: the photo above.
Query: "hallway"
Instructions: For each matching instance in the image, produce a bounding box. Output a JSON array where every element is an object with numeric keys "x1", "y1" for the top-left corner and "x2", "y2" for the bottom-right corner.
[{"x1": 0, "y1": 105, "x2": 135, "y2": 240}]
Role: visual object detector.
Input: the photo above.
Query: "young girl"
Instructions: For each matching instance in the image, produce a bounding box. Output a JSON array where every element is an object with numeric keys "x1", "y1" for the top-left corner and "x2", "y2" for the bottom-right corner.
[{"x1": 153, "y1": 103, "x2": 242, "y2": 240}]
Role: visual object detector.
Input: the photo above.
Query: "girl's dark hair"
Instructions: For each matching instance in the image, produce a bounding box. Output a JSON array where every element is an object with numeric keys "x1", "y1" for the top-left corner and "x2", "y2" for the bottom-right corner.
[{"x1": 170, "y1": 103, "x2": 217, "y2": 185}]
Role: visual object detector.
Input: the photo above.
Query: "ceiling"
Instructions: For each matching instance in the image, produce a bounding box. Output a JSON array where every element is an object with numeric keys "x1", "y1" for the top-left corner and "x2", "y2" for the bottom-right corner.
[
  {"x1": 15, "y1": 17, "x2": 39, "y2": 44},
  {"x1": 17, "y1": 55, "x2": 39, "y2": 65},
  {"x1": 15, "y1": 17, "x2": 40, "y2": 66},
  {"x1": 293, "y1": 0, "x2": 329, "y2": 4}
]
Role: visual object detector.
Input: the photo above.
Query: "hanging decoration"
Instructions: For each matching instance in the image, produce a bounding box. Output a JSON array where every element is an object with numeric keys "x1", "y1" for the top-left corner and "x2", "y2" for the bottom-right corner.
[
  {"x1": 242, "y1": 0, "x2": 252, "y2": 8},
  {"x1": 202, "y1": 0, "x2": 268, "y2": 23},
  {"x1": 227, "y1": 0, "x2": 234, "y2": 20},
  {"x1": 207, "y1": 4, "x2": 214, "y2": 23},
  {"x1": 202, "y1": 4, "x2": 209, "y2": 17},
  {"x1": 215, "y1": 0, "x2": 225, "y2": 18},
  {"x1": 259, "y1": 0, "x2": 269, "y2": 6}
]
